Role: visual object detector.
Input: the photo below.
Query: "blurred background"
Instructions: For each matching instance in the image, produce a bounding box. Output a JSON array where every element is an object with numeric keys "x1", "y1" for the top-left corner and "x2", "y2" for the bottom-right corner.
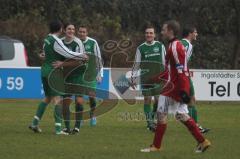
[{"x1": 0, "y1": 0, "x2": 239, "y2": 69}]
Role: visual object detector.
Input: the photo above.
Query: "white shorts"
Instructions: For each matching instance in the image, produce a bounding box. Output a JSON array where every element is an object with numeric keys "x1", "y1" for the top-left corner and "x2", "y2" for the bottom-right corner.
[{"x1": 157, "y1": 95, "x2": 189, "y2": 114}]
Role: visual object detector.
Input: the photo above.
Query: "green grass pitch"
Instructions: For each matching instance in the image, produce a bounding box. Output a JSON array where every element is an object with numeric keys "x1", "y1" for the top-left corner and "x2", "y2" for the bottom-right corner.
[{"x1": 0, "y1": 100, "x2": 240, "y2": 159}]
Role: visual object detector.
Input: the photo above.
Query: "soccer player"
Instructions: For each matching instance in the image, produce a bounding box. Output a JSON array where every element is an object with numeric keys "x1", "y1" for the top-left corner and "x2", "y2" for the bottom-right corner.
[
  {"x1": 141, "y1": 20, "x2": 211, "y2": 153},
  {"x1": 52, "y1": 22, "x2": 86, "y2": 134},
  {"x1": 72, "y1": 25, "x2": 103, "y2": 130},
  {"x1": 131, "y1": 25, "x2": 166, "y2": 132},
  {"x1": 29, "y1": 20, "x2": 88, "y2": 135},
  {"x1": 181, "y1": 25, "x2": 210, "y2": 133}
]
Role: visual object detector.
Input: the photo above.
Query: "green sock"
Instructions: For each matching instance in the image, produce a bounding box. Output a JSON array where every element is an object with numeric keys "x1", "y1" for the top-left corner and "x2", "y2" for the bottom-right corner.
[
  {"x1": 144, "y1": 104, "x2": 152, "y2": 125},
  {"x1": 75, "y1": 104, "x2": 84, "y2": 129},
  {"x1": 54, "y1": 105, "x2": 63, "y2": 132},
  {"x1": 89, "y1": 97, "x2": 96, "y2": 118},
  {"x1": 63, "y1": 105, "x2": 70, "y2": 130},
  {"x1": 188, "y1": 105, "x2": 198, "y2": 123},
  {"x1": 32, "y1": 102, "x2": 48, "y2": 126}
]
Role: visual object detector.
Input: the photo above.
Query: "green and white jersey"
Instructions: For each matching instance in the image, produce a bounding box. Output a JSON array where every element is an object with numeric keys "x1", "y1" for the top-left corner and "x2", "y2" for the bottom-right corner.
[
  {"x1": 62, "y1": 36, "x2": 85, "y2": 76},
  {"x1": 82, "y1": 37, "x2": 103, "y2": 80},
  {"x1": 132, "y1": 41, "x2": 166, "y2": 84},
  {"x1": 41, "y1": 34, "x2": 85, "y2": 77},
  {"x1": 62, "y1": 36, "x2": 84, "y2": 54},
  {"x1": 181, "y1": 38, "x2": 193, "y2": 62}
]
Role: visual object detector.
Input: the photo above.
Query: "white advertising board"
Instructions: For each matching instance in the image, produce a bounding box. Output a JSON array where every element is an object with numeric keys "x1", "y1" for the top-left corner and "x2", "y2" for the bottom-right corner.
[
  {"x1": 108, "y1": 68, "x2": 240, "y2": 101},
  {"x1": 191, "y1": 69, "x2": 240, "y2": 101}
]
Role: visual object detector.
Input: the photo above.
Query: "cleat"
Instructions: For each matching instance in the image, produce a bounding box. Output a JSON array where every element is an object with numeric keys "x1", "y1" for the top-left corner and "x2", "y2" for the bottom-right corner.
[
  {"x1": 29, "y1": 125, "x2": 42, "y2": 133},
  {"x1": 195, "y1": 139, "x2": 211, "y2": 153},
  {"x1": 62, "y1": 128, "x2": 71, "y2": 134},
  {"x1": 71, "y1": 127, "x2": 80, "y2": 134},
  {"x1": 147, "y1": 122, "x2": 156, "y2": 132},
  {"x1": 56, "y1": 130, "x2": 69, "y2": 135},
  {"x1": 199, "y1": 126, "x2": 210, "y2": 134},
  {"x1": 90, "y1": 117, "x2": 97, "y2": 126},
  {"x1": 141, "y1": 145, "x2": 161, "y2": 152}
]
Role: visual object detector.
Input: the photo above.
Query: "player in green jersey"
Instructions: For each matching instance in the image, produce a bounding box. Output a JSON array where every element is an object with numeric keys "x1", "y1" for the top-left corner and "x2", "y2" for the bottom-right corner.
[
  {"x1": 75, "y1": 25, "x2": 103, "y2": 130},
  {"x1": 131, "y1": 25, "x2": 166, "y2": 132},
  {"x1": 52, "y1": 23, "x2": 86, "y2": 134},
  {"x1": 181, "y1": 25, "x2": 210, "y2": 134},
  {"x1": 52, "y1": 25, "x2": 103, "y2": 134},
  {"x1": 29, "y1": 20, "x2": 88, "y2": 135}
]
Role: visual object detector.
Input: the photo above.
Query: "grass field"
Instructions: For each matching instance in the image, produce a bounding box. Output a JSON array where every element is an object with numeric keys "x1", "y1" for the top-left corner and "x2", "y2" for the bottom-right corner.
[{"x1": 0, "y1": 100, "x2": 240, "y2": 159}]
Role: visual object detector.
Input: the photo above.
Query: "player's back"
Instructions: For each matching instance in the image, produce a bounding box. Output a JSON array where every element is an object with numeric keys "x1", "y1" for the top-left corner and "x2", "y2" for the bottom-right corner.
[
  {"x1": 41, "y1": 35, "x2": 64, "y2": 77},
  {"x1": 180, "y1": 38, "x2": 193, "y2": 62},
  {"x1": 167, "y1": 40, "x2": 187, "y2": 75}
]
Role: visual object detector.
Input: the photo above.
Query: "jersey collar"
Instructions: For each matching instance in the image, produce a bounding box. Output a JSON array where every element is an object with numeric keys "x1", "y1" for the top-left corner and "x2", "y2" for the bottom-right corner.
[
  {"x1": 63, "y1": 37, "x2": 75, "y2": 44},
  {"x1": 50, "y1": 34, "x2": 58, "y2": 38},
  {"x1": 82, "y1": 37, "x2": 89, "y2": 43},
  {"x1": 182, "y1": 38, "x2": 191, "y2": 44},
  {"x1": 144, "y1": 40, "x2": 156, "y2": 46}
]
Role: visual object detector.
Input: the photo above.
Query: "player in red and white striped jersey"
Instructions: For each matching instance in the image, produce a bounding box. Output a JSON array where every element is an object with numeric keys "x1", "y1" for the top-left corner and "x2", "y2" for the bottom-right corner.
[{"x1": 141, "y1": 20, "x2": 211, "y2": 153}]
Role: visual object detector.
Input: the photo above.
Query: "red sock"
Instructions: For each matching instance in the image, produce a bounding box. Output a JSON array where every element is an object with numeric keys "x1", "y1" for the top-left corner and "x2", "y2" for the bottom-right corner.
[
  {"x1": 183, "y1": 118, "x2": 205, "y2": 143},
  {"x1": 153, "y1": 123, "x2": 167, "y2": 149}
]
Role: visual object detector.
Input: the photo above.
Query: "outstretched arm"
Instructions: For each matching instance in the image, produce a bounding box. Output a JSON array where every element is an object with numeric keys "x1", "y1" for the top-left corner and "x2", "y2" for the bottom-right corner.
[
  {"x1": 52, "y1": 35, "x2": 88, "y2": 60},
  {"x1": 52, "y1": 59, "x2": 85, "y2": 69}
]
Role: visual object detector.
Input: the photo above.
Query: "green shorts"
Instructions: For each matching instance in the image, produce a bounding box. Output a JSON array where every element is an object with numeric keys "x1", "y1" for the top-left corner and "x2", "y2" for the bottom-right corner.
[
  {"x1": 189, "y1": 78, "x2": 195, "y2": 97},
  {"x1": 140, "y1": 74, "x2": 164, "y2": 96},
  {"x1": 64, "y1": 74, "x2": 85, "y2": 96},
  {"x1": 42, "y1": 70, "x2": 65, "y2": 96},
  {"x1": 83, "y1": 71, "x2": 97, "y2": 94},
  {"x1": 83, "y1": 80, "x2": 97, "y2": 94},
  {"x1": 64, "y1": 74, "x2": 97, "y2": 96}
]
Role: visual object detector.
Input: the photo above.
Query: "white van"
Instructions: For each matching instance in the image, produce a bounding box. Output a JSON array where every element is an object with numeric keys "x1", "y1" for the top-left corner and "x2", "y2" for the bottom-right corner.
[{"x1": 0, "y1": 36, "x2": 28, "y2": 68}]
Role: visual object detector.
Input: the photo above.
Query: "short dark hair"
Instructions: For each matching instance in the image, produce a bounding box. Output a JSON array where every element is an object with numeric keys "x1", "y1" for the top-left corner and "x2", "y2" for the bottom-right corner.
[
  {"x1": 49, "y1": 20, "x2": 63, "y2": 33},
  {"x1": 79, "y1": 25, "x2": 88, "y2": 30},
  {"x1": 145, "y1": 24, "x2": 155, "y2": 33},
  {"x1": 182, "y1": 25, "x2": 196, "y2": 37},
  {"x1": 63, "y1": 22, "x2": 75, "y2": 30},
  {"x1": 141, "y1": 22, "x2": 156, "y2": 32},
  {"x1": 164, "y1": 20, "x2": 180, "y2": 36}
]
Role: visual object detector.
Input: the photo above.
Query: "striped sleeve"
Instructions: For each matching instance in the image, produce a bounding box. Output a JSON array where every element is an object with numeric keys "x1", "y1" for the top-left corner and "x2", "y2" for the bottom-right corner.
[
  {"x1": 172, "y1": 41, "x2": 180, "y2": 64},
  {"x1": 52, "y1": 35, "x2": 85, "y2": 59},
  {"x1": 181, "y1": 39, "x2": 193, "y2": 62},
  {"x1": 186, "y1": 43, "x2": 193, "y2": 62},
  {"x1": 161, "y1": 44, "x2": 166, "y2": 68},
  {"x1": 172, "y1": 41, "x2": 186, "y2": 73},
  {"x1": 94, "y1": 40, "x2": 104, "y2": 78},
  {"x1": 74, "y1": 37, "x2": 85, "y2": 53}
]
